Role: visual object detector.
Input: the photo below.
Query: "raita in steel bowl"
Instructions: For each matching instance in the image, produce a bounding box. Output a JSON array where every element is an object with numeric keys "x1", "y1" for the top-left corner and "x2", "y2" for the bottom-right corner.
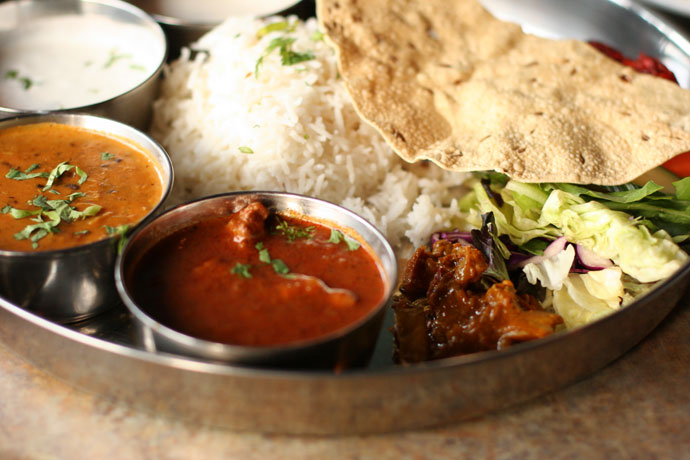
[{"x1": 0, "y1": 0, "x2": 167, "y2": 130}]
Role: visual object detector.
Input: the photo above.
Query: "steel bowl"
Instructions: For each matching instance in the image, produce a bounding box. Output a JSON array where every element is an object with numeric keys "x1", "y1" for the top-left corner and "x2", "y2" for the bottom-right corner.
[
  {"x1": 127, "y1": 0, "x2": 307, "y2": 59},
  {"x1": 115, "y1": 191, "x2": 397, "y2": 369},
  {"x1": 0, "y1": 113, "x2": 173, "y2": 322},
  {"x1": 0, "y1": 0, "x2": 167, "y2": 130}
]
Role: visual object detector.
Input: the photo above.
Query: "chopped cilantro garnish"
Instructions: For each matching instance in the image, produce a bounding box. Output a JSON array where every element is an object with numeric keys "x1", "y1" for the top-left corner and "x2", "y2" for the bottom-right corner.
[
  {"x1": 327, "y1": 228, "x2": 343, "y2": 244},
  {"x1": 258, "y1": 247, "x2": 271, "y2": 264},
  {"x1": 256, "y1": 21, "x2": 290, "y2": 39},
  {"x1": 327, "y1": 229, "x2": 360, "y2": 251},
  {"x1": 254, "y1": 56, "x2": 265, "y2": 78},
  {"x1": 13, "y1": 211, "x2": 61, "y2": 248},
  {"x1": 254, "y1": 35, "x2": 315, "y2": 77},
  {"x1": 31, "y1": 192, "x2": 98, "y2": 223},
  {"x1": 6, "y1": 164, "x2": 49, "y2": 181},
  {"x1": 344, "y1": 235, "x2": 361, "y2": 251},
  {"x1": 75, "y1": 167, "x2": 87, "y2": 185},
  {"x1": 42, "y1": 162, "x2": 88, "y2": 191},
  {"x1": 231, "y1": 263, "x2": 252, "y2": 278},
  {"x1": 275, "y1": 219, "x2": 315, "y2": 242},
  {"x1": 3, "y1": 70, "x2": 33, "y2": 90},
  {"x1": 4, "y1": 206, "x2": 41, "y2": 219},
  {"x1": 238, "y1": 146, "x2": 254, "y2": 154},
  {"x1": 310, "y1": 30, "x2": 324, "y2": 42},
  {"x1": 271, "y1": 258, "x2": 290, "y2": 274},
  {"x1": 101, "y1": 152, "x2": 115, "y2": 161},
  {"x1": 104, "y1": 49, "x2": 132, "y2": 68},
  {"x1": 104, "y1": 224, "x2": 129, "y2": 236},
  {"x1": 31, "y1": 194, "x2": 48, "y2": 209},
  {"x1": 4, "y1": 182, "x2": 102, "y2": 248},
  {"x1": 105, "y1": 224, "x2": 130, "y2": 254},
  {"x1": 281, "y1": 49, "x2": 314, "y2": 66},
  {"x1": 18, "y1": 77, "x2": 32, "y2": 90},
  {"x1": 254, "y1": 241, "x2": 291, "y2": 274},
  {"x1": 0, "y1": 158, "x2": 101, "y2": 249},
  {"x1": 74, "y1": 230, "x2": 90, "y2": 236},
  {"x1": 67, "y1": 191, "x2": 87, "y2": 201},
  {"x1": 269, "y1": 36, "x2": 297, "y2": 53},
  {"x1": 82, "y1": 205, "x2": 102, "y2": 217}
]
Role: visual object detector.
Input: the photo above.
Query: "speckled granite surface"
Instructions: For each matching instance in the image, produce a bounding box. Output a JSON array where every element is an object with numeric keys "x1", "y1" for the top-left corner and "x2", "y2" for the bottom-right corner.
[{"x1": 1, "y1": 290, "x2": 689, "y2": 459}]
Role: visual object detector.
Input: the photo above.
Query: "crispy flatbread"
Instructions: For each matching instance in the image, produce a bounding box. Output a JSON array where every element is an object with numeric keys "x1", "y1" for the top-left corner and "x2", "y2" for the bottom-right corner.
[{"x1": 317, "y1": 0, "x2": 690, "y2": 185}]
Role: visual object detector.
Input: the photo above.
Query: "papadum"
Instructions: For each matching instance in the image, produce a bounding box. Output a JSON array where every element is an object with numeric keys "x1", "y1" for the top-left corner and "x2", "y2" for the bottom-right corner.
[{"x1": 317, "y1": 0, "x2": 690, "y2": 185}]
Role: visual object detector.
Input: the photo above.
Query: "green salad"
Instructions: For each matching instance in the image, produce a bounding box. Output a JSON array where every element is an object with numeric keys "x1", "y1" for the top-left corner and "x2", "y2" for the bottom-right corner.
[{"x1": 434, "y1": 172, "x2": 690, "y2": 329}]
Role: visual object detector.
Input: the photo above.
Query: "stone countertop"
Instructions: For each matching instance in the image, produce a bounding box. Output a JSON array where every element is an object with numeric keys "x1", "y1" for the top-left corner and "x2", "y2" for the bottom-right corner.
[{"x1": 1, "y1": 290, "x2": 689, "y2": 459}]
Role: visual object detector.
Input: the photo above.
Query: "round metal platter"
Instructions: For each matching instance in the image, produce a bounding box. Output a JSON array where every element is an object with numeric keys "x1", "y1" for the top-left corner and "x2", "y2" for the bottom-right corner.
[
  {"x1": 637, "y1": 0, "x2": 690, "y2": 17},
  {"x1": 2, "y1": 0, "x2": 690, "y2": 435}
]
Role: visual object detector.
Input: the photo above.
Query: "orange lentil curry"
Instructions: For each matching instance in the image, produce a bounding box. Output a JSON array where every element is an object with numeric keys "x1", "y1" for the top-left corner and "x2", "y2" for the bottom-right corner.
[{"x1": 0, "y1": 122, "x2": 164, "y2": 251}]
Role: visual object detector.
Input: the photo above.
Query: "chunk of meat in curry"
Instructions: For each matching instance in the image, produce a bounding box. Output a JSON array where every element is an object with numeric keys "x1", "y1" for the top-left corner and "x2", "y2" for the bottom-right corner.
[
  {"x1": 226, "y1": 201, "x2": 269, "y2": 247},
  {"x1": 392, "y1": 239, "x2": 562, "y2": 364}
]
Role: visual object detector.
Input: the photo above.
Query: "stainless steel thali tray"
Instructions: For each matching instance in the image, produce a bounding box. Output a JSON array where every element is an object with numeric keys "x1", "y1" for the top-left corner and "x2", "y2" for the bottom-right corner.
[{"x1": 2, "y1": 0, "x2": 690, "y2": 435}]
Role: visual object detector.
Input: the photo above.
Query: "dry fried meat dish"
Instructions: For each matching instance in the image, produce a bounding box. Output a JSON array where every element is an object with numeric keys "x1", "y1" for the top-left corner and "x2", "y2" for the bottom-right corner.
[{"x1": 392, "y1": 240, "x2": 563, "y2": 364}]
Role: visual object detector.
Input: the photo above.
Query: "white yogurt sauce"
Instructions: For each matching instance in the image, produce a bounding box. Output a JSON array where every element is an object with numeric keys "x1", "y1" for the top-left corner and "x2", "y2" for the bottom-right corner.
[{"x1": 0, "y1": 13, "x2": 164, "y2": 110}]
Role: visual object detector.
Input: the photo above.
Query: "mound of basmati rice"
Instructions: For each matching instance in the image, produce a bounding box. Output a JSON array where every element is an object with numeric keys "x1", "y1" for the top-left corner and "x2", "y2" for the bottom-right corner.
[{"x1": 150, "y1": 16, "x2": 469, "y2": 248}]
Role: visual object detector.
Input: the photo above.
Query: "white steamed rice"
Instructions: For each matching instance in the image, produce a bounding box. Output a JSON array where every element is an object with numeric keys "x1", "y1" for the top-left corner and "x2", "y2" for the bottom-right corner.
[{"x1": 149, "y1": 16, "x2": 469, "y2": 248}]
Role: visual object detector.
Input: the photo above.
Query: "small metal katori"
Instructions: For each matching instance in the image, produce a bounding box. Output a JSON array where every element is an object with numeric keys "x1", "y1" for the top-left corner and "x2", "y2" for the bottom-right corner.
[
  {"x1": 115, "y1": 191, "x2": 398, "y2": 369},
  {"x1": 0, "y1": 0, "x2": 167, "y2": 130},
  {"x1": 0, "y1": 0, "x2": 689, "y2": 435},
  {"x1": 0, "y1": 113, "x2": 173, "y2": 322},
  {"x1": 127, "y1": 0, "x2": 307, "y2": 59}
]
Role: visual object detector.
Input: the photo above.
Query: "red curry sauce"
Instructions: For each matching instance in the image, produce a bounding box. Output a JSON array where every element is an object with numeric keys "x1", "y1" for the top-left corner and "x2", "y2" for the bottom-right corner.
[
  {"x1": 128, "y1": 202, "x2": 387, "y2": 347},
  {"x1": 0, "y1": 122, "x2": 164, "y2": 251}
]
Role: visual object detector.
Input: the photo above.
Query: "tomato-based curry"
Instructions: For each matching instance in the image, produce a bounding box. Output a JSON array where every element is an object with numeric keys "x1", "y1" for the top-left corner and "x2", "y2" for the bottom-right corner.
[
  {"x1": 127, "y1": 202, "x2": 387, "y2": 347},
  {"x1": 0, "y1": 122, "x2": 164, "y2": 251}
]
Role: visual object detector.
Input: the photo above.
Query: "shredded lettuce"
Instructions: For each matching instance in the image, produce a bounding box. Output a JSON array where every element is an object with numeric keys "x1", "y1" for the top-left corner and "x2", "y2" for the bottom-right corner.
[
  {"x1": 471, "y1": 180, "x2": 559, "y2": 244},
  {"x1": 552, "y1": 267, "x2": 632, "y2": 329},
  {"x1": 538, "y1": 190, "x2": 687, "y2": 282},
  {"x1": 523, "y1": 251, "x2": 632, "y2": 329},
  {"x1": 466, "y1": 174, "x2": 689, "y2": 283},
  {"x1": 449, "y1": 173, "x2": 690, "y2": 329},
  {"x1": 523, "y1": 244, "x2": 575, "y2": 290}
]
